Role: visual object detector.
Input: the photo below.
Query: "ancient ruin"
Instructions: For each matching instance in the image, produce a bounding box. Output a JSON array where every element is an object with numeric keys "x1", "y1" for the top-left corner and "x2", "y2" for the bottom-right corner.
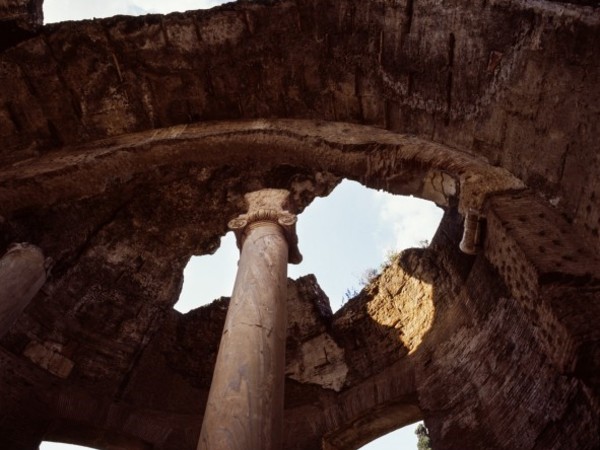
[
  {"x1": 0, "y1": 0, "x2": 599, "y2": 449},
  {"x1": 199, "y1": 189, "x2": 300, "y2": 450}
]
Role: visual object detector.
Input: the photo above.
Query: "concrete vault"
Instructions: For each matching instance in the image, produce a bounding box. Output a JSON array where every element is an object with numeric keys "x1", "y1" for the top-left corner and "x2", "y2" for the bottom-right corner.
[{"x1": 0, "y1": 0, "x2": 599, "y2": 449}]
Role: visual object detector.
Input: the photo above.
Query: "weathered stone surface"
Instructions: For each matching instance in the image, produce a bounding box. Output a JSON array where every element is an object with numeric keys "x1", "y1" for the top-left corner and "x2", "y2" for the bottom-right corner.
[
  {"x1": 0, "y1": 0, "x2": 599, "y2": 449},
  {"x1": 0, "y1": 0, "x2": 598, "y2": 245},
  {"x1": 0, "y1": 0, "x2": 43, "y2": 50}
]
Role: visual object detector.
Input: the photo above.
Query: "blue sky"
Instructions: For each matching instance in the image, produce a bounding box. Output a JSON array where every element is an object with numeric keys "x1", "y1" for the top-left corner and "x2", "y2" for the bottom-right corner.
[
  {"x1": 41, "y1": 2, "x2": 444, "y2": 449},
  {"x1": 178, "y1": 180, "x2": 442, "y2": 314}
]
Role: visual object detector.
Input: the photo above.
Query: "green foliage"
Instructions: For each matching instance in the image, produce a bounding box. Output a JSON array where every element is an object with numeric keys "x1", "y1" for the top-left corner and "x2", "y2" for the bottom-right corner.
[
  {"x1": 382, "y1": 248, "x2": 400, "y2": 269},
  {"x1": 343, "y1": 287, "x2": 359, "y2": 303},
  {"x1": 415, "y1": 423, "x2": 432, "y2": 450},
  {"x1": 340, "y1": 242, "x2": 431, "y2": 307},
  {"x1": 359, "y1": 267, "x2": 378, "y2": 286},
  {"x1": 340, "y1": 247, "x2": 403, "y2": 305}
]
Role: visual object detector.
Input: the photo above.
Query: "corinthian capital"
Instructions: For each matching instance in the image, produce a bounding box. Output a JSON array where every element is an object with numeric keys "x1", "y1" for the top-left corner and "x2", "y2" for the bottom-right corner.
[{"x1": 228, "y1": 189, "x2": 302, "y2": 264}]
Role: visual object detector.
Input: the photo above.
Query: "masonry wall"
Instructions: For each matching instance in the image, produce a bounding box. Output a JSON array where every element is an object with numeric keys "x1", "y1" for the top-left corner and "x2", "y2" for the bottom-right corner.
[{"x1": 0, "y1": 0, "x2": 599, "y2": 449}]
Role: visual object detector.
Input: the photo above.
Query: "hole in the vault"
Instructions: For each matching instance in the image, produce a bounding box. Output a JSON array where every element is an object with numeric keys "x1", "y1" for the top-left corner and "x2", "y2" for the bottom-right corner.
[
  {"x1": 43, "y1": 0, "x2": 229, "y2": 24},
  {"x1": 175, "y1": 232, "x2": 238, "y2": 313},
  {"x1": 288, "y1": 180, "x2": 443, "y2": 312},
  {"x1": 174, "y1": 179, "x2": 443, "y2": 313}
]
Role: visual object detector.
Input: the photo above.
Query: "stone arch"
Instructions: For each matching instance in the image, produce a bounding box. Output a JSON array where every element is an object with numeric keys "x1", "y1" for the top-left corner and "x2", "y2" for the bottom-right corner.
[
  {"x1": 0, "y1": 119, "x2": 523, "y2": 215},
  {"x1": 2, "y1": 123, "x2": 599, "y2": 450},
  {"x1": 0, "y1": 120, "x2": 516, "y2": 450},
  {"x1": 1, "y1": 0, "x2": 600, "y2": 449},
  {"x1": 3, "y1": 0, "x2": 599, "y2": 248}
]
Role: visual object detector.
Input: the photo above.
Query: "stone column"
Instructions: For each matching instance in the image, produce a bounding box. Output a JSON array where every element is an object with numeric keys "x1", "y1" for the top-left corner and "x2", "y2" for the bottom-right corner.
[
  {"x1": 198, "y1": 189, "x2": 301, "y2": 450},
  {"x1": 0, "y1": 243, "x2": 47, "y2": 337},
  {"x1": 459, "y1": 210, "x2": 482, "y2": 255}
]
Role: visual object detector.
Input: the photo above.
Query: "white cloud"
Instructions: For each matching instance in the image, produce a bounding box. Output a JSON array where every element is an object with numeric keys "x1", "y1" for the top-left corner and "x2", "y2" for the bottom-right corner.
[{"x1": 375, "y1": 194, "x2": 443, "y2": 256}]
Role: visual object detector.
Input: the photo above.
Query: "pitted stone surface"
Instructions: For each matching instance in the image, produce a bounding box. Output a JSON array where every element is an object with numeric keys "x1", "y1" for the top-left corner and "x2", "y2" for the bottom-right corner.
[{"x1": 0, "y1": 0, "x2": 599, "y2": 449}]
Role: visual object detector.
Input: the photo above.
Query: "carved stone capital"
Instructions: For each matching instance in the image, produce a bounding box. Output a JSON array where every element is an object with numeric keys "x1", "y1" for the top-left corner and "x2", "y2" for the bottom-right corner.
[{"x1": 228, "y1": 189, "x2": 302, "y2": 264}]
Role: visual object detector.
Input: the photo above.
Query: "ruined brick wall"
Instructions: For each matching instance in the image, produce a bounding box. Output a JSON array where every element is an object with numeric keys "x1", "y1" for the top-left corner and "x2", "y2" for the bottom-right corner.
[
  {"x1": 0, "y1": 0, "x2": 599, "y2": 247},
  {"x1": 0, "y1": 0, "x2": 599, "y2": 449}
]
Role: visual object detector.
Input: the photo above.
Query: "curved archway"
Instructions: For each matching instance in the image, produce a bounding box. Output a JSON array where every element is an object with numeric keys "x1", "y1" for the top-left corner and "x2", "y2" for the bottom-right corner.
[
  {"x1": 175, "y1": 179, "x2": 444, "y2": 313},
  {"x1": 2, "y1": 119, "x2": 598, "y2": 449},
  {"x1": 1, "y1": 1, "x2": 599, "y2": 445},
  {"x1": 0, "y1": 119, "x2": 523, "y2": 216}
]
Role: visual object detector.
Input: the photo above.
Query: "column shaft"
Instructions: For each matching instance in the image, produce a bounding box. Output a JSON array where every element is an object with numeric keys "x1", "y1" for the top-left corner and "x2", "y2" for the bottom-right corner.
[
  {"x1": 0, "y1": 243, "x2": 46, "y2": 337},
  {"x1": 198, "y1": 222, "x2": 289, "y2": 450}
]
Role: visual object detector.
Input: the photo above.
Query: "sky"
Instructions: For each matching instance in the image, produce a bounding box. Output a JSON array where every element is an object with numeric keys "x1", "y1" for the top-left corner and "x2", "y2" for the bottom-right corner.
[
  {"x1": 43, "y1": 0, "x2": 227, "y2": 22},
  {"x1": 178, "y1": 181, "x2": 442, "y2": 314},
  {"x1": 41, "y1": 2, "x2": 444, "y2": 449}
]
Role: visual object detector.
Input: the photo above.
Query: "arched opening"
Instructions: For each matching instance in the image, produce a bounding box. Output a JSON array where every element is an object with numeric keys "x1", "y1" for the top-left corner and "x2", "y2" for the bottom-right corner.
[
  {"x1": 8, "y1": 2, "x2": 524, "y2": 444},
  {"x1": 175, "y1": 179, "x2": 443, "y2": 313},
  {"x1": 3, "y1": 0, "x2": 597, "y2": 445},
  {"x1": 0, "y1": 117, "x2": 524, "y2": 450},
  {"x1": 174, "y1": 180, "x2": 442, "y2": 448}
]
